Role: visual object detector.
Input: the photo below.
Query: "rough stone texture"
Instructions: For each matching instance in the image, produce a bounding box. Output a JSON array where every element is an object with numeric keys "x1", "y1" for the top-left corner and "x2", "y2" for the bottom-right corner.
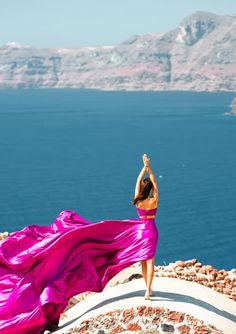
[
  {"x1": 63, "y1": 306, "x2": 223, "y2": 334},
  {"x1": 178, "y1": 325, "x2": 190, "y2": 334},
  {"x1": 0, "y1": 11, "x2": 235, "y2": 92},
  {"x1": 161, "y1": 323, "x2": 175, "y2": 332},
  {"x1": 151, "y1": 259, "x2": 236, "y2": 302},
  {"x1": 0, "y1": 232, "x2": 9, "y2": 240},
  {"x1": 167, "y1": 311, "x2": 184, "y2": 323}
]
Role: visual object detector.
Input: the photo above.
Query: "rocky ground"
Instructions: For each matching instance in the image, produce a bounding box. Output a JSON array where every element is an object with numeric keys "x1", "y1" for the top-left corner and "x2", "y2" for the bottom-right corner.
[
  {"x1": 153, "y1": 259, "x2": 236, "y2": 302},
  {"x1": 67, "y1": 306, "x2": 223, "y2": 334},
  {"x1": 0, "y1": 232, "x2": 9, "y2": 240}
]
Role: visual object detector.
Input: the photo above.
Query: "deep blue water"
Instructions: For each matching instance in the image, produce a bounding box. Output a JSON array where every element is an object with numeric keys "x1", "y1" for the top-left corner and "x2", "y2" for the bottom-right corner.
[{"x1": 0, "y1": 89, "x2": 235, "y2": 269}]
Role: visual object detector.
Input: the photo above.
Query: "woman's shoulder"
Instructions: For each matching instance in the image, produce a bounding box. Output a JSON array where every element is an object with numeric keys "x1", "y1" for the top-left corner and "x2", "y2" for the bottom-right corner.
[{"x1": 149, "y1": 197, "x2": 157, "y2": 205}]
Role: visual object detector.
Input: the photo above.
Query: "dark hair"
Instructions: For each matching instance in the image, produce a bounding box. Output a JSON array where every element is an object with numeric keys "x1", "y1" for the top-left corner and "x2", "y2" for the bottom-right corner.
[{"x1": 133, "y1": 177, "x2": 153, "y2": 205}]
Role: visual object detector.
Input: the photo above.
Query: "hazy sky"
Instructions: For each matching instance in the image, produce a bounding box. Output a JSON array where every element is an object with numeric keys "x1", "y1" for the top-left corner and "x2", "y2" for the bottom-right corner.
[{"x1": 0, "y1": 0, "x2": 235, "y2": 48}]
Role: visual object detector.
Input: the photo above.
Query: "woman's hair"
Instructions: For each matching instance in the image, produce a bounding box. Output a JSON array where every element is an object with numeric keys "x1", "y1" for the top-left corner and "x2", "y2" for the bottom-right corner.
[{"x1": 133, "y1": 177, "x2": 153, "y2": 205}]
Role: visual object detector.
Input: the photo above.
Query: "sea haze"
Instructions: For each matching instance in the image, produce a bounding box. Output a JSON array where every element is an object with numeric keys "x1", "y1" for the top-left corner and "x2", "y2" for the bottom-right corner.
[{"x1": 0, "y1": 89, "x2": 235, "y2": 269}]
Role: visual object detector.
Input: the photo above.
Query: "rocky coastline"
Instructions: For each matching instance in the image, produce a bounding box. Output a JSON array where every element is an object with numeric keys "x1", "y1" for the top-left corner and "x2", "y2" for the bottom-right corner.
[{"x1": 0, "y1": 11, "x2": 235, "y2": 92}]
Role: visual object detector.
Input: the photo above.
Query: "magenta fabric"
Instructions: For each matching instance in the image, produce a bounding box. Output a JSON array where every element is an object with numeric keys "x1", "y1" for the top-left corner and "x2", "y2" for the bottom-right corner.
[
  {"x1": 136, "y1": 207, "x2": 157, "y2": 216},
  {"x1": 0, "y1": 209, "x2": 158, "y2": 334}
]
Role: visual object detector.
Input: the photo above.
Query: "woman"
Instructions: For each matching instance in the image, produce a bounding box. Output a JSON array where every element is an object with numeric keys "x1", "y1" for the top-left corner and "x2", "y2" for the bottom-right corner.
[
  {"x1": 133, "y1": 153, "x2": 159, "y2": 300},
  {"x1": 0, "y1": 154, "x2": 159, "y2": 334}
]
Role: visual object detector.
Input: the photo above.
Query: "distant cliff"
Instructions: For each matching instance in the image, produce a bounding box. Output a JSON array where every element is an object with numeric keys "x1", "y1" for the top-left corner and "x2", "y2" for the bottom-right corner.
[
  {"x1": 230, "y1": 97, "x2": 236, "y2": 114},
  {"x1": 0, "y1": 11, "x2": 235, "y2": 91}
]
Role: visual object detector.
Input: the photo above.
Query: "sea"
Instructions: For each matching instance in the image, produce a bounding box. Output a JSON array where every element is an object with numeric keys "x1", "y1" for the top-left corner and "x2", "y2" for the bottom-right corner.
[{"x1": 0, "y1": 89, "x2": 235, "y2": 270}]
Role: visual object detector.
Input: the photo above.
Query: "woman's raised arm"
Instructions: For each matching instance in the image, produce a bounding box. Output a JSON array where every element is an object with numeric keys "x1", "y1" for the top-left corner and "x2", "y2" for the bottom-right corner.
[
  {"x1": 134, "y1": 165, "x2": 146, "y2": 197},
  {"x1": 146, "y1": 165, "x2": 158, "y2": 200},
  {"x1": 143, "y1": 154, "x2": 158, "y2": 201},
  {"x1": 134, "y1": 154, "x2": 151, "y2": 197}
]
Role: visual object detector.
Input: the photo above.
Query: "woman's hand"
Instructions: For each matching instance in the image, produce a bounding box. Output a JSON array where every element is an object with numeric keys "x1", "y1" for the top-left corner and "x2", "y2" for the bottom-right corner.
[{"x1": 142, "y1": 154, "x2": 150, "y2": 167}]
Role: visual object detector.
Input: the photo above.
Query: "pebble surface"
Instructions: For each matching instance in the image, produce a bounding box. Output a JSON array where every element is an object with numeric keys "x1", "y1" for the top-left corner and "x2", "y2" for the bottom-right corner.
[{"x1": 64, "y1": 306, "x2": 223, "y2": 334}]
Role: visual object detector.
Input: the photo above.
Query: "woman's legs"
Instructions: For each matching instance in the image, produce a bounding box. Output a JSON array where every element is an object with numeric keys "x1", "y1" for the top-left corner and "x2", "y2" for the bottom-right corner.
[
  {"x1": 144, "y1": 257, "x2": 155, "y2": 299},
  {"x1": 141, "y1": 260, "x2": 147, "y2": 286}
]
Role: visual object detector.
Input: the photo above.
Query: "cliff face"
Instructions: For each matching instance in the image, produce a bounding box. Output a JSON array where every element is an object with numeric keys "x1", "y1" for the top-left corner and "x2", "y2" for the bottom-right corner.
[
  {"x1": 230, "y1": 97, "x2": 236, "y2": 114},
  {"x1": 0, "y1": 11, "x2": 235, "y2": 91}
]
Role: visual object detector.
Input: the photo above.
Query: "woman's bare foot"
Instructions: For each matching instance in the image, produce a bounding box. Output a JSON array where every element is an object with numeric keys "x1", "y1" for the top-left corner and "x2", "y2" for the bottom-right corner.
[{"x1": 144, "y1": 291, "x2": 151, "y2": 300}]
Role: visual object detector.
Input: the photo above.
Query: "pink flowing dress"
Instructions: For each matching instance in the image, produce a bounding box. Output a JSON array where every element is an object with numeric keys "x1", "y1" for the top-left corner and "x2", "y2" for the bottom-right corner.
[{"x1": 0, "y1": 208, "x2": 158, "y2": 334}]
